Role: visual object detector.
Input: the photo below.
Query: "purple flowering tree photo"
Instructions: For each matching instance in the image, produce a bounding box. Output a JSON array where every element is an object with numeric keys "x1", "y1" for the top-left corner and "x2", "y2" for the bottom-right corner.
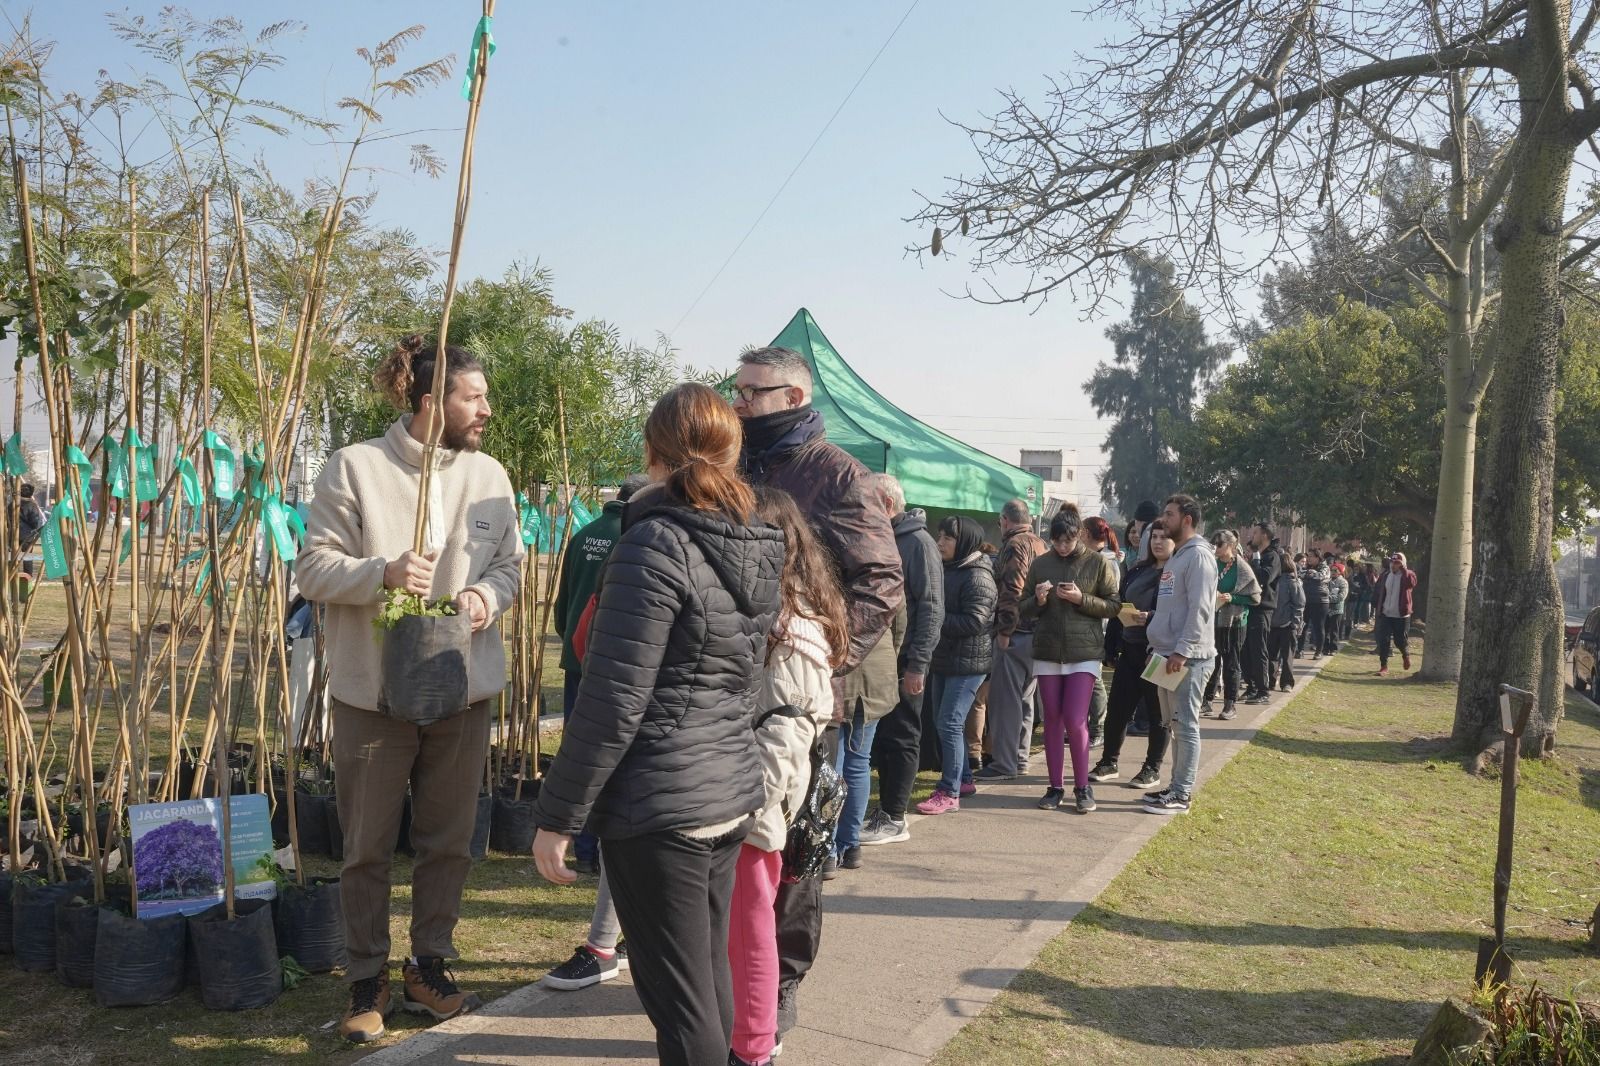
[{"x1": 135, "y1": 818, "x2": 224, "y2": 899}]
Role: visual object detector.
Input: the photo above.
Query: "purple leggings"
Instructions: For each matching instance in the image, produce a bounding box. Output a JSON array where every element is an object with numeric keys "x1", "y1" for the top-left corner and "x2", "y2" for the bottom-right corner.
[{"x1": 1038, "y1": 672, "x2": 1097, "y2": 790}]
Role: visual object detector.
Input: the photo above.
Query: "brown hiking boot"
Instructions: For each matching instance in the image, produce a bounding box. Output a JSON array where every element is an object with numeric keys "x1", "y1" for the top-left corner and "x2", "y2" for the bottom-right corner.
[
  {"x1": 340, "y1": 973, "x2": 395, "y2": 1043},
  {"x1": 402, "y1": 957, "x2": 481, "y2": 1021}
]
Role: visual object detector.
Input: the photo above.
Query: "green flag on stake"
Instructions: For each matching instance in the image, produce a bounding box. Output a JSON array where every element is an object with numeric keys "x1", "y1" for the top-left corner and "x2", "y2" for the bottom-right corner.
[
  {"x1": 461, "y1": 15, "x2": 496, "y2": 100},
  {"x1": 2, "y1": 433, "x2": 26, "y2": 476},
  {"x1": 202, "y1": 430, "x2": 235, "y2": 499},
  {"x1": 40, "y1": 496, "x2": 75, "y2": 579},
  {"x1": 125, "y1": 428, "x2": 160, "y2": 501},
  {"x1": 63, "y1": 446, "x2": 92, "y2": 511}
]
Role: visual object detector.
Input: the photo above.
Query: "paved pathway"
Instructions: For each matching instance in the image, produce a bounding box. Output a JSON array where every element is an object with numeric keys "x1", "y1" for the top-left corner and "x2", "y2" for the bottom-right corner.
[{"x1": 364, "y1": 661, "x2": 1326, "y2": 1066}]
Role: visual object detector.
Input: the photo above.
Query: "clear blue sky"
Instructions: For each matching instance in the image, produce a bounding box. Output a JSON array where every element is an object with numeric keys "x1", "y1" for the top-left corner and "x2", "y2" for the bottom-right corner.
[{"x1": 11, "y1": 1, "x2": 1159, "y2": 510}]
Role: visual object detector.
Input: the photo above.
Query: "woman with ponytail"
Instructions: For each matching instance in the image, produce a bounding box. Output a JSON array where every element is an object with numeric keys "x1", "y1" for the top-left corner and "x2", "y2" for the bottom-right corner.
[{"x1": 532, "y1": 383, "x2": 785, "y2": 1066}]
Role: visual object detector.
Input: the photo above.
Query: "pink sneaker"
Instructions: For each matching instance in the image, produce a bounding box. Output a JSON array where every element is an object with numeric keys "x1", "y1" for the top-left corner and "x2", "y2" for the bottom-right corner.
[
  {"x1": 916, "y1": 789, "x2": 960, "y2": 816},
  {"x1": 959, "y1": 781, "x2": 977, "y2": 798}
]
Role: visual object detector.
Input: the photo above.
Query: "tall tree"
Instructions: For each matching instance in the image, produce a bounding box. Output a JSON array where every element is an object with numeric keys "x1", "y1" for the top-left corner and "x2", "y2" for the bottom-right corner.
[
  {"x1": 913, "y1": 0, "x2": 1600, "y2": 759},
  {"x1": 1089, "y1": 255, "x2": 1229, "y2": 517}
]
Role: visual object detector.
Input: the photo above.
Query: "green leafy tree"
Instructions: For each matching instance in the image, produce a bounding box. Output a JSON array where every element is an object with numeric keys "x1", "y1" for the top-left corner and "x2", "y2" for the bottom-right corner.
[{"x1": 1089, "y1": 255, "x2": 1230, "y2": 517}]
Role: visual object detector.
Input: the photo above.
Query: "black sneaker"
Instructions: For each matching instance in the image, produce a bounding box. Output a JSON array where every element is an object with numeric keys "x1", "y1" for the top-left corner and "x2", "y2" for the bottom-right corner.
[
  {"x1": 840, "y1": 846, "x2": 862, "y2": 870},
  {"x1": 1128, "y1": 767, "x2": 1161, "y2": 790},
  {"x1": 615, "y1": 940, "x2": 629, "y2": 972},
  {"x1": 777, "y1": 983, "x2": 797, "y2": 1038},
  {"x1": 858, "y1": 809, "x2": 909, "y2": 846},
  {"x1": 1140, "y1": 787, "x2": 1171, "y2": 805},
  {"x1": 1088, "y1": 760, "x2": 1119, "y2": 782},
  {"x1": 1074, "y1": 786, "x2": 1097, "y2": 814},
  {"x1": 973, "y1": 766, "x2": 1016, "y2": 781},
  {"x1": 821, "y1": 852, "x2": 839, "y2": 880},
  {"x1": 542, "y1": 945, "x2": 620, "y2": 991},
  {"x1": 1037, "y1": 787, "x2": 1065, "y2": 810},
  {"x1": 1244, "y1": 693, "x2": 1270, "y2": 705},
  {"x1": 1144, "y1": 791, "x2": 1191, "y2": 815},
  {"x1": 1219, "y1": 702, "x2": 1237, "y2": 721}
]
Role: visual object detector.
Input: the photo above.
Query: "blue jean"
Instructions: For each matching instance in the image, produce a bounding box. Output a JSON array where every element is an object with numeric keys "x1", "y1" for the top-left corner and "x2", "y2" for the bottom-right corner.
[
  {"x1": 931, "y1": 673, "x2": 985, "y2": 795},
  {"x1": 1155, "y1": 655, "x2": 1212, "y2": 798},
  {"x1": 562, "y1": 669, "x2": 599, "y2": 864},
  {"x1": 831, "y1": 705, "x2": 879, "y2": 854}
]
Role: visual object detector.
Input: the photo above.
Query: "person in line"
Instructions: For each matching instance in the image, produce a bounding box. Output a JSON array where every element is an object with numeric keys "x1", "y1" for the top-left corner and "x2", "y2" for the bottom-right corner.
[
  {"x1": 861, "y1": 475, "x2": 944, "y2": 846},
  {"x1": 1123, "y1": 499, "x2": 1160, "y2": 569},
  {"x1": 729, "y1": 487, "x2": 846, "y2": 1066},
  {"x1": 1354, "y1": 562, "x2": 1379, "y2": 628},
  {"x1": 732, "y1": 346, "x2": 904, "y2": 1043},
  {"x1": 541, "y1": 472, "x2": 651, "y2": 993},
  {"x1": 531, "y1": 384, "x2": 784, "y2": 1066},
  {"x1": 1325, "y1": 562, "x2": 1349, "y2": 655},
  {"x1": 298, "y1": 337, "x2": 523, "y2": 1043},
  {"x1": 916, "y1": 516, "x2": 996, "y2": 815},
  {"x1": 1080, "y1": 516, "x2": 1120, "y2": 746},
  {"x1": 1202, "y1": 530, "x2": 1260, "y2": 721},
  {"x1": 552, "y1": 473, "x2": 651, "y2": 877},
  {"x1": 1243, "y1": 523, "x2": 1284, "y2": 705},
  {"x1": 1297, "y1": 549, "x2": 1330, "y2": 659},
  {"x1": 1141, "y1": 494, "x2": 1218, "y2": 816},
  {"x1": 1090, "y1": 524, "x2": 1172, "y2": 791},
  {"x1": 1019, "y1": 509, "x2": 1120, "y2": 814},
  {"x1": 1269, "y1": 563, "x2": 1306, "y2": 691},
  {"x1": 14, "y1": 483, "x2": 44, "y2": 576},
  {"x1": 1373, "y1": 552, "x2": 1419, "y2": 676},
  {"x1": 974, "y1": 499, "x2": 1047, "y2": 782}
]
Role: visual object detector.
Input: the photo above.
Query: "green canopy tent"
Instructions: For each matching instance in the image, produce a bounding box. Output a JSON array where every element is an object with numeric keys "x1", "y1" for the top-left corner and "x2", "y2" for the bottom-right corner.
[{"x1": 760, "y1": 309, "x2": 1043, "y2": 522}]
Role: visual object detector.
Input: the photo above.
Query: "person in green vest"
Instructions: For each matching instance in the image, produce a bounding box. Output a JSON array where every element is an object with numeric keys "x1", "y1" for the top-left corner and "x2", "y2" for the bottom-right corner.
[{"x1": 553, "y1": 473, "x2": 651, "y2": 872}]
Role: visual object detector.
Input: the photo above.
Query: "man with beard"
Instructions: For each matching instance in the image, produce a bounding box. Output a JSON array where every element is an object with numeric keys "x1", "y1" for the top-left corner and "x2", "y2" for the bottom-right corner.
[
  {"x1": 298, "y1": 336, "x2": 523, "y2": 1043},
  {"x1": 734, "y1": 346, "x2": 905, "y2": 1042}
]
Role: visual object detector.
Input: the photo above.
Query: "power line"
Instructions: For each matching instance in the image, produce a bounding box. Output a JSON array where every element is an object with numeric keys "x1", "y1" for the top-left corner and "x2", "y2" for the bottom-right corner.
[{"x1": 670, "y1": 0, "x2": 922, "y2": 336}]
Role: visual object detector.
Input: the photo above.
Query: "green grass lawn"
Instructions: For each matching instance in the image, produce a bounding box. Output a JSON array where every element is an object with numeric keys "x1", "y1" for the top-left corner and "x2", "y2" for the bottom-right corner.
[{"x1": 935, "y1": 632, "x2": 1600, "y2": 1066}]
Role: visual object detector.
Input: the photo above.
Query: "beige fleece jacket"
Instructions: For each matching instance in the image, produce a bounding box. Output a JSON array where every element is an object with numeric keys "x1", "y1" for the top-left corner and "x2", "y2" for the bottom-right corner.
[
  {"x1": 749, "y1": 612, "x2": 835, "y2": 853},
  {"x1": 296, "y1": 418, "x2": 524, "y2": 712}
]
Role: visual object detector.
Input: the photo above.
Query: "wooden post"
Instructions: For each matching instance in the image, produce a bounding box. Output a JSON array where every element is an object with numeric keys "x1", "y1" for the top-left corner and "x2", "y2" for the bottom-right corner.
[{"x1": 1474, "y1": 682, "x2": 1535, "y2": 986}]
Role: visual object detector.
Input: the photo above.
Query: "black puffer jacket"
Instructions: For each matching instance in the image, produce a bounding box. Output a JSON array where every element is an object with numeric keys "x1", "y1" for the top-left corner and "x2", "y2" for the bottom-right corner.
[
  {"x1": 533, "y1": 493, "x2": 784, "y2": 840},
  {"x1": 1118, "y1": 563, "x2": 1162, "y2": 647},
  {"x1": 931, "y1": 554, "x2": 997, "y2": 676}
]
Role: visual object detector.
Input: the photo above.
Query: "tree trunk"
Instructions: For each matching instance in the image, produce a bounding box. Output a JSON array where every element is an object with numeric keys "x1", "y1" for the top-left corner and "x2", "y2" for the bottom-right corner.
[
  {"x1": 1419, "y1": 313, "x2": 1478, "y2": 681},
  {"x1": 1453, "y1": 28, "x2": 1572, "y2": 757}
]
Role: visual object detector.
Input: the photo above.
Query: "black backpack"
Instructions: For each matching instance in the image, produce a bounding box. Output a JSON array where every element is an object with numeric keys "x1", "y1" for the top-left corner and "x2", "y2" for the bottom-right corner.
[{"x1": 754, "y1": 706, "x2": 848, "y2": 883}]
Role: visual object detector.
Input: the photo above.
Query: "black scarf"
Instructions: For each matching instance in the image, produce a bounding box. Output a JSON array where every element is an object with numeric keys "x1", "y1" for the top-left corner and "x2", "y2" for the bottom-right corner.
[
  {"x1": 940, "y1": 515, "x2": 985, "y2": 567},
  {"x1": 740, "y1": 404, "x2": 815, "y2": 457}
]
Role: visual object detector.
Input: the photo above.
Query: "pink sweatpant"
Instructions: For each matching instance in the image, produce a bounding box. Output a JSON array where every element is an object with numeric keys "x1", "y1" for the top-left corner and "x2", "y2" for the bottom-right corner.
[
  {"x1": 729, "y1": 843, "x2": 783, "y2": 1063},
  {"x1": 1038, "y1": 672, "x2": 1097, "y2": 791}
]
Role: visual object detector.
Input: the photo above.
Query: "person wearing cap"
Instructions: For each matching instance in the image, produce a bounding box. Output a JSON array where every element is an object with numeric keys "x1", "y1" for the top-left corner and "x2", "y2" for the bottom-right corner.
[{"x1": 1372, "y1": 552, "x2": 1418, "y2": 675}]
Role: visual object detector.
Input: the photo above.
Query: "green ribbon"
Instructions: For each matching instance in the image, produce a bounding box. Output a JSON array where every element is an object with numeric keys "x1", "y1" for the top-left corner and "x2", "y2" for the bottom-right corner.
[
  {"x1": 63, "y1": 446, "x2": 92, "y2": 512},
  {"x1": 118, "y1": 522, "x2": 149, "y2": 564},
  {"x1": 175, "y1": 458, "x2": 203, "y2": 509},
  {"x1": 1, "y1": 433, "x2": 26, "y2": 476},
  {"x1": 241, "y1": 442, "x2": 268, "y2": 501},
  {"x1": 461, "y1": 15, "x2": 496, "y2": 100},
  {"x1": 260, "y1": 493, "x2": 302, "y2": 563},
  {"x1": 125, "y1": 428, "x2": 160, "y2": 501},
  {"x1": 516, "y1": 491, "x2": 542, "y2": 546},
  {"x1": 202, "y1": 430, "x2": 235, "y2": 499},
  {"x1": 570, "y1": 497, "x2": 596, "y2": 528},
  {"x1": 40, "y1": 496, "x2": 74, "y2": 579},
  {"x1": 103, "y1": 434, "x2": 129, "y2": 501}
]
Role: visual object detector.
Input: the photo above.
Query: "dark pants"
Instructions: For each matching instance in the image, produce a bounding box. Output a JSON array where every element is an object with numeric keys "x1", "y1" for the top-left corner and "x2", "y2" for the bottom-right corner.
[
  {"x1": 872, "y1": 688, "x2": 925, "y2": 819},
  {"x1": 1298, "y1": 601, "x2": 1328, "y2": 657},
  {"x1": 1376, "y1": 614, "x2": 1411, "y2": 667},
  {"x1": 1244, "y1": 610, "x2": 1270, "y2": 693},
  {"x1": 1204, "y1": 624, "x2": 1245, "y2": 703},
  {"x1": 776, "y1": 726, "x2": 837, "y2": 997},
  {"x1": 1324, "y1": 612, "x2": 1344, "y2": 654},
  {"x1": 1101, "y1": 642, "x2": 1168, "y2": 770},
  {"x1": 604, "y1": 824, "x2": 746, "y2": 1066},
  {"x1": 1268, "y1": 625, "x2": 1296, "y2": 687},
  {"x1": 561, "y1": 670, "x2": 599, "y2": 865}
]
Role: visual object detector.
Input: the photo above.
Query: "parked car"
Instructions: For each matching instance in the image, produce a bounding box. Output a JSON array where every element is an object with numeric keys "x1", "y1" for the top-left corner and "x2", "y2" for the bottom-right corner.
[{"x1": 1574, "y1": 605, "x2": 1600, "y2": 698}]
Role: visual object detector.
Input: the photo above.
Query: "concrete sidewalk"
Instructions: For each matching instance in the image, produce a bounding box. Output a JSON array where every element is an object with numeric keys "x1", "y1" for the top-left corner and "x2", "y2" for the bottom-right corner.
[{"x1": 364, "y1": 661, "x2": 1326, "y2": 1066}]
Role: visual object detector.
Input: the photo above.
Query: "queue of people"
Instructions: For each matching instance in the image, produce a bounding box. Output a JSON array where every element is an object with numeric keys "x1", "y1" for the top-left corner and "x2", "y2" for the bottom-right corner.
[{"x1": 299, "y1": 335, "x2": 1418, "y2": 1065}]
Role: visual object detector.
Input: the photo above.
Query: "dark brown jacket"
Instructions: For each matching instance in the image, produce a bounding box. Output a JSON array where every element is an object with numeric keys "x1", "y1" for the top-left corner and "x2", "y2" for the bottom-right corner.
[
  {"x1": 743, "y1": 416, "x2": 905, "y2": 685},
  {"x1": 994, "y1": 526, "x2": 1047, "y2": 637}
]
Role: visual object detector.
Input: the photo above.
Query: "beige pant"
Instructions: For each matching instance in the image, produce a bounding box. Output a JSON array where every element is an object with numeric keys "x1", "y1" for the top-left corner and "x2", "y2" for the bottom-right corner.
[
  {"x1": 966, "y1": 679, "x2": 990, "y2": 762},
  {"x1": 332, "y1": 698, "x2": 491, "y2": 981}
]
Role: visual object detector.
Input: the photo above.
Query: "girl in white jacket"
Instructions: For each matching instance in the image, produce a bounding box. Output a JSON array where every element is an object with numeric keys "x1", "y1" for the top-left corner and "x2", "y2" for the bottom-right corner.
[{"x1": 729, "y1": 488, "x2": 848, "y2": 1066}]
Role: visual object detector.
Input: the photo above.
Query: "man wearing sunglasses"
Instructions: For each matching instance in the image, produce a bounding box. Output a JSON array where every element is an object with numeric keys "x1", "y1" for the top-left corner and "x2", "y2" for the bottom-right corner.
[{"x1": 734, "y1": 346, "x2": 904, "y2": 1044}]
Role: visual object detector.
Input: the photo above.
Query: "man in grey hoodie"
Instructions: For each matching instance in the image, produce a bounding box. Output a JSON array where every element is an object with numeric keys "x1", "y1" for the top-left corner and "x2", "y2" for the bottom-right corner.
[{"x1": 1141, "y1": 494, "x2": 1218, "y2": 815}]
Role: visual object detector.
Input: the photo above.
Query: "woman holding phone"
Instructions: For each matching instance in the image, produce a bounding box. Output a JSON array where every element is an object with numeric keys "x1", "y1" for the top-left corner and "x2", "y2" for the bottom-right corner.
[{"x1": 1019, "y1": 509, "x2": 1121, "y2": 814}]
